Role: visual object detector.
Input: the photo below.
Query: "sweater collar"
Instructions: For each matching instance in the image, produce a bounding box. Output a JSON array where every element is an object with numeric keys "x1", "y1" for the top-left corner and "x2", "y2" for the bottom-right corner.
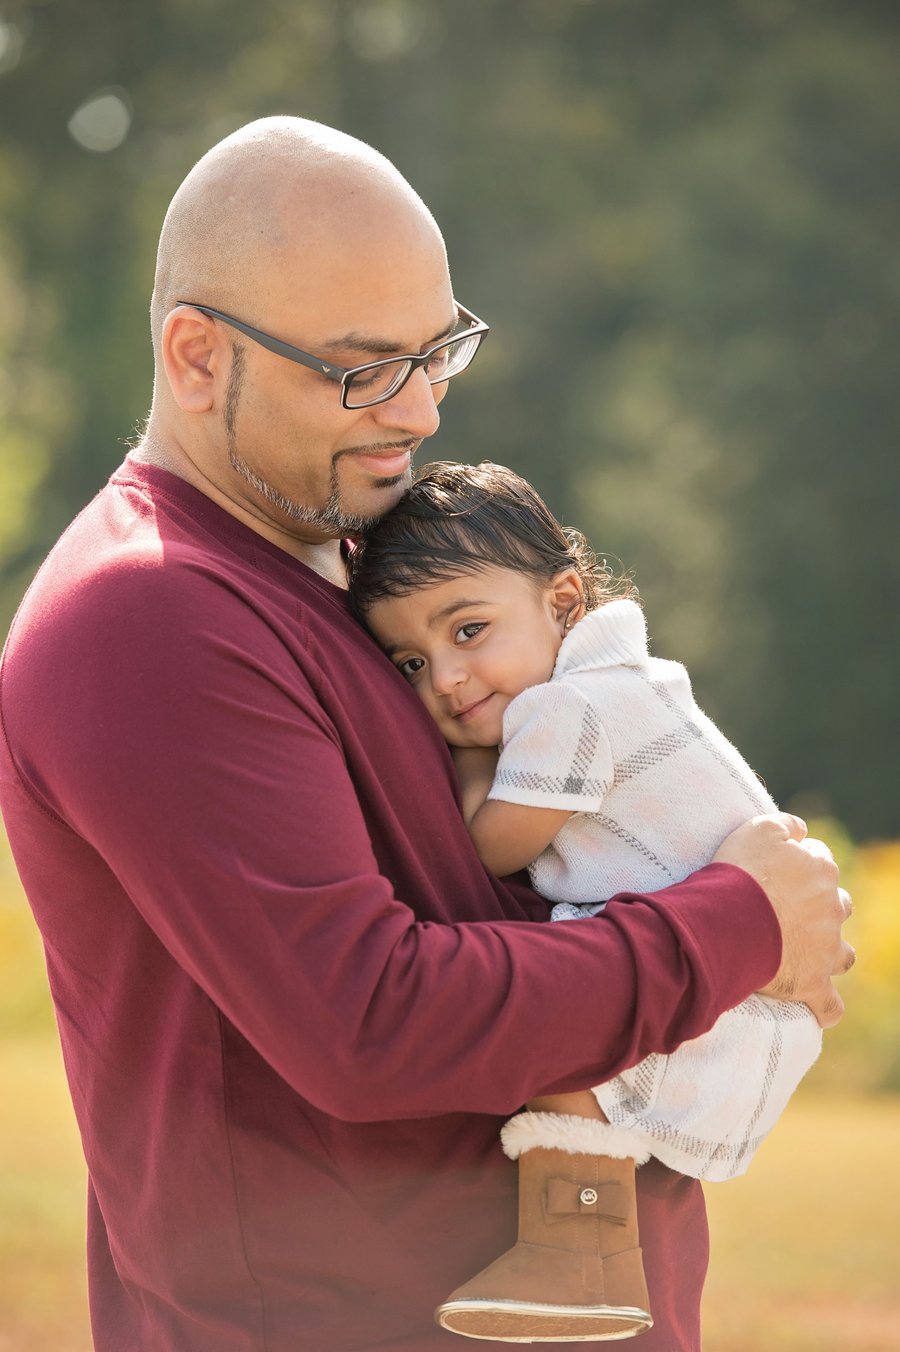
[{"x1": 553, "y1": 599, "x2": 649, "y2": 678}]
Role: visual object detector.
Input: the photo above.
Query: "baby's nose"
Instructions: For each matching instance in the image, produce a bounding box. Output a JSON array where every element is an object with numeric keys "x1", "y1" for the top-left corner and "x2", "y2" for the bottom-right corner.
[{"x1": 429, "y1": 656, "x2": 467, "y2": 696}]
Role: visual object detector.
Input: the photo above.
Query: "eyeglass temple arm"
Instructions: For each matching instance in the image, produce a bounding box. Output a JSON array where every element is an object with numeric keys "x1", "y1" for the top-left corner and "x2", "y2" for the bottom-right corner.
[
  {"x1": 455, "y1": 303, "x2": 489, "y2": 335},
  {"x1": 176, "y1": 301, "x2": 487, "y2": 374},
  {"x1": 174, "y1": 302, "x2": 348, "y2": 383}
]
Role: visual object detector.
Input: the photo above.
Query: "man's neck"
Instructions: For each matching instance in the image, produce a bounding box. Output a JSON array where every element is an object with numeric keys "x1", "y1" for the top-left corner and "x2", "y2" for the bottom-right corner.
[{"x1": 133, "y1": 431, "x2": 348, "y2": 588}]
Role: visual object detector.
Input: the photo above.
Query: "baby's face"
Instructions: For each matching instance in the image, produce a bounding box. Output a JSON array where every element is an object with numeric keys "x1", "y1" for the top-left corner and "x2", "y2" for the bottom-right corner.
[{"x1": 365, "y1": 565, "x2": 570, "y2": 747}]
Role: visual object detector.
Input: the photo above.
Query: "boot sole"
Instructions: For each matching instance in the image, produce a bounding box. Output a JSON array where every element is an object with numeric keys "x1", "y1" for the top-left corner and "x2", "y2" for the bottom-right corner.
[{"x1": 435, "y1": 1298, "x2": 653, "y2": 1342}]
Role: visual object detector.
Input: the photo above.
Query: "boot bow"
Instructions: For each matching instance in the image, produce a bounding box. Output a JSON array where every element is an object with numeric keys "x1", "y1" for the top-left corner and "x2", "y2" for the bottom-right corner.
[{"x1": 544, "y1": 1176, "x2": 629, "y2": 1225}]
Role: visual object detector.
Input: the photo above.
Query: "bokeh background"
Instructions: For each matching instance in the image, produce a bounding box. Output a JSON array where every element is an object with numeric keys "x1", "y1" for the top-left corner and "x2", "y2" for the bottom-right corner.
[{"x1": 0, "y1": 2, "x2": 898, "y2": 1349}]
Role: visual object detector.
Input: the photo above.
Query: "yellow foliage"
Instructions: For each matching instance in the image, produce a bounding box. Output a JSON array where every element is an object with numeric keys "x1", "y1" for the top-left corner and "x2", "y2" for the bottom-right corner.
[
  {"x1": 802, "y1": 821, "x2": 900, "y2": 1094},
  {"x1": 704, "y1": 1092, "x2": 900, "y2": 1351},
  {"x1": 851, "y1": 842, "x2": 900, "y2": 989}
]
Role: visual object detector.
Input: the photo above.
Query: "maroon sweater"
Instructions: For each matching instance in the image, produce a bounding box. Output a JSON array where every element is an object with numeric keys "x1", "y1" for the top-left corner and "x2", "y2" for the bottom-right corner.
[{"x1": 0, "y1": 459, "x2": 780, "y2": 1351}]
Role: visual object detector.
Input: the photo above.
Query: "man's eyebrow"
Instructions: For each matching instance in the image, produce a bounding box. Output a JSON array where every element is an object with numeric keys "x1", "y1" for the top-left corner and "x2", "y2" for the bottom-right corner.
[{"x1": 320, "y1": 314, "x2": 459, "y2": 359}]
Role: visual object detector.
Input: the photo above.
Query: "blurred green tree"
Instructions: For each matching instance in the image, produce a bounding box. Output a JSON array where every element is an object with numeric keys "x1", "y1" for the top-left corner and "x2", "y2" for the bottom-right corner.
[{"x1": 0, "y1": 0, "x2": 897, "y2": 834}]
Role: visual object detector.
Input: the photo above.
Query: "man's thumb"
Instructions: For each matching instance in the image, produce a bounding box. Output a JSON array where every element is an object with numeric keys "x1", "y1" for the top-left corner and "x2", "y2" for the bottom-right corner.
[{"x1": 777, "y1": 812, "x2": 808, "y2": 841}]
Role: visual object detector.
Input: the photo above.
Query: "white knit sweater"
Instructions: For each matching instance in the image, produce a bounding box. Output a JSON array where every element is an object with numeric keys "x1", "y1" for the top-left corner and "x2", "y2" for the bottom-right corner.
[{"x1": 488, "y1": 599, "x2": 822, "y2": 1181}]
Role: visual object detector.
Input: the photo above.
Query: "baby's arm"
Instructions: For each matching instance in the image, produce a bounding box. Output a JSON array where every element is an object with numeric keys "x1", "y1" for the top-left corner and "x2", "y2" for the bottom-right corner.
[{"x1": 453, "y1": 746, "x2": 573, "y2": 877}]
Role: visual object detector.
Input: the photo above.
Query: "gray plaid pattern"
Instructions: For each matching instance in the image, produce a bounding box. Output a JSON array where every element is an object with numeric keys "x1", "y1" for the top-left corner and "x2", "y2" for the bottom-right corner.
[
  {"x1": 600, "y1": 997, "x2": 814, "y2": 1178},
  {"x1": 493, "y1": 700, "x2": 611, "y2": 799},
  {"x1": 526, "y1": 667, "x2": 774, "y2": 881},
  {"x1": 587, "y1": 813, "x2": 678, "y2": 882},
  {"x1": 612, "y1": 721, "x2": 703, "y2": 787},
  {"x1": 645, "y1": 673, "x2": 773, "y2": 813}
]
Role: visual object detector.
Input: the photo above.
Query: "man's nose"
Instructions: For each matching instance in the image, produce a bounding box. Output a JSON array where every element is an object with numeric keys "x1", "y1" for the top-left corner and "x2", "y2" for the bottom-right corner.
[{"x1": 372, "y1": 367, "x2": 442, "y2": 440}]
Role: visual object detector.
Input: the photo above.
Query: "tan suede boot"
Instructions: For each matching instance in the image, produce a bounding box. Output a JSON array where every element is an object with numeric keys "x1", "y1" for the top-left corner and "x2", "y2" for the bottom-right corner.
[{"x1": 435, "y1": 1116, "x2": 652, "y2": 1343}]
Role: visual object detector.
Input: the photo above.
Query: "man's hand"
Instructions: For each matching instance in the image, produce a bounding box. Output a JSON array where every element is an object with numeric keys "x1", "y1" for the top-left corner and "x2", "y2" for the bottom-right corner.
[{"x1": 712, "y1": 813, "x2": 854, "y2": 1029}]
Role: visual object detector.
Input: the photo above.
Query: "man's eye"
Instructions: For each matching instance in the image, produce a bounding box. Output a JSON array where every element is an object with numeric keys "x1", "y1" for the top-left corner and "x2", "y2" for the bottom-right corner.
[
  {"x1": 350, "y1": 370, "x2": 379, "y2": 389},
  {"x1": 397, "y1": 656, "x2": 425, "y2": 680},
  {"x1": 457, "y1": 622, "x2": 485, "y2": 643},
  {"x1": 424, "y1": 348, "x2": 450, "y2": 377}
]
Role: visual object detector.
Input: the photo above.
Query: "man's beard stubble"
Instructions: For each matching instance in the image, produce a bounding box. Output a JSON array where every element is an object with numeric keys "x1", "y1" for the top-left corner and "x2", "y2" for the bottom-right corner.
[{"x1": 223, "y1": 343, "x2": 408, "y2": 537}]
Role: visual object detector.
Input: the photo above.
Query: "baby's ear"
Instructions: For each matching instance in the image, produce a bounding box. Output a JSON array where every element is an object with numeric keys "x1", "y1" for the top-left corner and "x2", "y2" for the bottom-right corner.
[{"x1": 548, "y1": 568, "x2": 585, "y2": 632}]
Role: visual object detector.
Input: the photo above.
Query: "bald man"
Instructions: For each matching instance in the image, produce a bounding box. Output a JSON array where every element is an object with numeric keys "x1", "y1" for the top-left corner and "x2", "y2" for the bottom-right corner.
[{"x1": 0, "y1": 119, "x2": 851, "y2": 1352}]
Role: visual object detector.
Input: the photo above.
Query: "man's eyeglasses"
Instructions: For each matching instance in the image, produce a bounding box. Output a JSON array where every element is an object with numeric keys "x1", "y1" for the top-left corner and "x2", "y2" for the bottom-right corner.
[{"x1": 174, "y1": 300, "x2": 489, "y2": 410}]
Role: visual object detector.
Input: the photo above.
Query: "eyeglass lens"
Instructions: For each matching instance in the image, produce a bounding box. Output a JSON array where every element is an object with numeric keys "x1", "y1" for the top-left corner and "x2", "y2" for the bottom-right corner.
[{"x1": 344, "y1": 331, "x2": 482, "y2": 409}]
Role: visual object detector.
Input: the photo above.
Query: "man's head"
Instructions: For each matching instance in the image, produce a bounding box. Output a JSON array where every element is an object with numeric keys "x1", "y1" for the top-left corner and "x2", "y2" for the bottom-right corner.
[{"x1": 146, "y1": 117, "x2": 478, "y2": 547}]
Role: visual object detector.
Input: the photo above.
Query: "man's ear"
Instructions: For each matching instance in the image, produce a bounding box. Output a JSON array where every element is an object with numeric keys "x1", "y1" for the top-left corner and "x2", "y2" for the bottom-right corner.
[
  {"x1": 160, "y1": 307, "x2": 226, "y2": 414},
  {"x1": 547, "y1": 568, "x2": 586, "y2": 633}
]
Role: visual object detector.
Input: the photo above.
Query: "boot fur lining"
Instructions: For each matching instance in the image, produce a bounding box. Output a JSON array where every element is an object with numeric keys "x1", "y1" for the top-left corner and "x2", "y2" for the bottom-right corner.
[{"x1": 500, "y1": 1110, "x2": 652, "y2": 1164}]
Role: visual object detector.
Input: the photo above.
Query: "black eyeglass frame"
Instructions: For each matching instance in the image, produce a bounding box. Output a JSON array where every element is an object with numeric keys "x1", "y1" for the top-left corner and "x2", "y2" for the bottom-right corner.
[{"x1": 174, "y1": 299, "x2": 489, "y2": 409}]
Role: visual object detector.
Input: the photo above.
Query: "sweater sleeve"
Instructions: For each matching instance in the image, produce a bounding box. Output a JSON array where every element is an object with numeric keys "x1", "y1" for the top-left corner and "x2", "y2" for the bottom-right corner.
[
  {"x1": 490, "y1": 680, "x2": 614, "y2": 812},
  {"x1": 1, "y1": 554, "x2": 783, "y2": 1123}
]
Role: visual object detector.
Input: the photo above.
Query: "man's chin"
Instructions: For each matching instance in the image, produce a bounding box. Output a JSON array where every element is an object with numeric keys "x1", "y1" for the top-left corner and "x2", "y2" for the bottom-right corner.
[
  {"x1": 376, "y1": 469, "x2": 412, "y2": 491},
  {"x1": 366, "y1": 467, "x2": 413, "y2": 505}
]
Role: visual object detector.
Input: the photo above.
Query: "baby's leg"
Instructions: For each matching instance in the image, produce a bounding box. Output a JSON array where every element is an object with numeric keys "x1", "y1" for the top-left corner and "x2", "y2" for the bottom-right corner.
[
  {"x1": 435, "y1": 1088, "x2": 652, "y2": 1342},
  {"x1": 529, "y1": 1088, "x2": 608, "y2": 1120}
]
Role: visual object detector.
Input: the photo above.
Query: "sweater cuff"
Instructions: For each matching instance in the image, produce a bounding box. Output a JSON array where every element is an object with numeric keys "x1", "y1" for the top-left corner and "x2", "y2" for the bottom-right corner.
[{"x1": 711, "y1": 861, "x2": 783, "y2": 987}]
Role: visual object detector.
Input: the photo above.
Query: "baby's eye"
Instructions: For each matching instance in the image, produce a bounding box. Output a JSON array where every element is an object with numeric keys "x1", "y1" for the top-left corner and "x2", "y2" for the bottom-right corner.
[
  {"x1": 456, "y1": 622, "x2": 485, "y2": 643},
  {"x1": 397, "y1": 656, "x2": 426, "y2": 681}
]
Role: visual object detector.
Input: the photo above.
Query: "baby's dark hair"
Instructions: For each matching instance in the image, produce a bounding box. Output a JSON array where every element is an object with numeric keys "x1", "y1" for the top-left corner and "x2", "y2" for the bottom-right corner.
[{"x1": 348, "y1": 461, "x2": 638, "y2": 618}]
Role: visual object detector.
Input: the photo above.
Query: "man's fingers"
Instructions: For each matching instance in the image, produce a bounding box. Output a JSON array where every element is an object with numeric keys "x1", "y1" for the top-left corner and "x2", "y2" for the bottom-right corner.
[
  {"x1": 838, "y1": 887, "x2": 853, "y2": 919},
  {"x1": 840, "y1": 941, "x2": 856, "y2": 974},
  {"x1": 775, "y1": 812, "x2": 808, "y2": 841},
  {"x1": 814, "y1": 986, "x2": 846, "y2": 1030},
  {"x1": 799, "y1": 834, "x2": 835, "y2": 863}
]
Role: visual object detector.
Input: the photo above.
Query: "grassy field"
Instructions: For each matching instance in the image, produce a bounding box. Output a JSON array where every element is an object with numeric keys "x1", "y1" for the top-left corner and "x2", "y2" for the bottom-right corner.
[
  {"x1": 1, "y1": 1025, "x2": 898, "y2": 1350},
  {"x1": 703, "y1": 1092, "x2": 900, "y2": 1351},
  {"x1": 0, "y1": 1034, "x2": 91, "y2": 1352}
]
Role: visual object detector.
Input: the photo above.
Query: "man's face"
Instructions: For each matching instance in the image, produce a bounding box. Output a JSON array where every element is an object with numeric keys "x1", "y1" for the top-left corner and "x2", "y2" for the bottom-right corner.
[{"x1": 213, "y1": 219, "x2": 456, "y2": 542}]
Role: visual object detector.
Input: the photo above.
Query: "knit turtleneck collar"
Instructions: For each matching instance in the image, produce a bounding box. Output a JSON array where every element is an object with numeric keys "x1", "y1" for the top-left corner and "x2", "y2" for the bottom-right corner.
[{"x1": 553, "y1": 599, "x2": 649, "y2": 678}]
